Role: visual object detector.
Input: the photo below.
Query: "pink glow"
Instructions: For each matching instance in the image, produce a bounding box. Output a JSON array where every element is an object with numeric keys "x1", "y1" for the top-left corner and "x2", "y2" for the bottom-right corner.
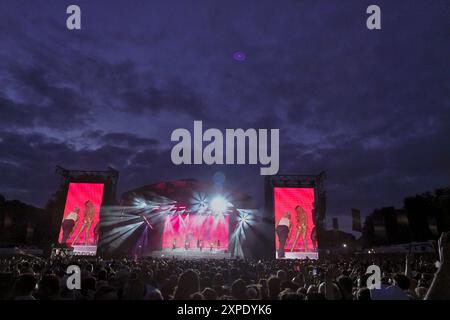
[
  {"x1": 162, "y1": 214, "x2": 229, "y2": 250},
  {"x1": 274, "y1": 187, "x2": 316, "y2": 252},
  {"x1": 58, "y1": 183, "x2": 104, "y2": 246}
]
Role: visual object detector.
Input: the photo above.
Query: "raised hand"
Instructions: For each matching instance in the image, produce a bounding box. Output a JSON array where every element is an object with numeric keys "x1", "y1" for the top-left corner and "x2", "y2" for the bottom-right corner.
[
  {"x1": 425, "y1": 232, "x2": 450, "y2": 300},
  {"x1": 436, "y1": 232, "x2": 450, "y2": 274}
]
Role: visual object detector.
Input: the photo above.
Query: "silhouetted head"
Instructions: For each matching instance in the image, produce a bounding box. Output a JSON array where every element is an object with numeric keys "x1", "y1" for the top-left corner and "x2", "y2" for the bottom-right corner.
[
  {"x1": 174, "y1": 269, "x2": 200, "y2": 300},
  {"x1": 231, "y1": 279, "x2": 247, "y2": 299},
  {"x1": 37, "y1": 275, "x2": 60, "y2": 300},
  {"x1": 13, "y1": 273, "x2": 36, "y2": 297}
]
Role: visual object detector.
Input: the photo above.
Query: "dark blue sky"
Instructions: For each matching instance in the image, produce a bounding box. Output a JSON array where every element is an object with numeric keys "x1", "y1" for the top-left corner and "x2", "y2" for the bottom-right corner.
[{"x1": 0, "y1": 0, "x2": 449, "y2": 232}]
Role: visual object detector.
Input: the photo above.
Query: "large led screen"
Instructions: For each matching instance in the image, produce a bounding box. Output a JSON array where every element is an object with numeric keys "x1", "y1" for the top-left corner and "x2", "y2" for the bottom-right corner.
[
  {"x1": 58, "y1": 183, "x2": 104, "y2": 255},
  {"x1": 274, "y1": 187, "x2": 317, "y2": 259}
]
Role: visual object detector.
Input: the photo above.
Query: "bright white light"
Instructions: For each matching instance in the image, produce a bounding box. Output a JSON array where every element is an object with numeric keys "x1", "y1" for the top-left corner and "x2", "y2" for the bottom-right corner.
[
  {"x1": 133, "y1": 198, "x2": 148, "y2": 209},
  {"x1": 343, "y1": 243, "x2": 347, "y2": 248},
  {"x1": 210, "y1": 196, "x2": 228, "y2": 213},
  {"x1": 239, "y1": 214, "x2": 249, "y2": 224},
  {"x1": 236, "y1": 209, "x2": 254, "y2": 228},
  {"x1": 191, "y1": 192, "x2": 208, "y2": 213}
]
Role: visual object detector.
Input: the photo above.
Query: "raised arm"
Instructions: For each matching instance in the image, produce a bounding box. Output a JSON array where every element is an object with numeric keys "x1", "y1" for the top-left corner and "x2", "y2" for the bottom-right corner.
[
  {"x1": 425, "y1": 232, "x2": 450, "y2": 300},
  {"x1": 405, "y1": 247, "x2": 413, "y2": 279}
]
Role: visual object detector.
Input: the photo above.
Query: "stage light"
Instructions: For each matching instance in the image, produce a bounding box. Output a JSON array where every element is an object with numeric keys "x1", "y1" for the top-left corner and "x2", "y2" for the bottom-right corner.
[
  {"x1": 343, "y1": 243, "x2": 347, "y2": 248},
  {"x1": 133, "y1": 198, "x2": 148, "y2": 209},
  {"x1": 191, "y1": 192, "x2": 208, "y2": 213},
  {"x1": 142, "y1": 216, "x2": 154, "y2": 229},
  {"x1": 236, "y1": 209, "x2": 254, "y2": 227},
  {"x1": 100, "y1": 221, "x2": 143, "y2": 251},
  {"x1": 239, "y1": 214, "x2": 249, "y2": 224},
  {"x1": 210, "y1": 196, "x2": 229, "y2": 214},
  {"x1": 231, "y1": 209, "x2": 256, "y2": 259},
  {"x1": 237, "y1": 212, "x2": 250, "y2": 225}
]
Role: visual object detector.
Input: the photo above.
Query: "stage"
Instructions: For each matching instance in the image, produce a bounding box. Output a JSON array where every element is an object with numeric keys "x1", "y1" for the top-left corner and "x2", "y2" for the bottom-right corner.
[
  {"x1": 150, "y1": 248, "x2": 231, "y2": 259},
  {"x1": 149, "y1": 250, "x2": 317, "y2": 260},
  {"x1": 276, "y1": 252, "x2": 319, "y2": 259},
  {"x1": 72, "y1": 245, "x2": 97, "y2": 256}
]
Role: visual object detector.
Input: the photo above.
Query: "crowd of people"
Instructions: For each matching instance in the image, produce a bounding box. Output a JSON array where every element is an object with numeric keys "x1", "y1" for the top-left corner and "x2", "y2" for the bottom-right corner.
[{"x1": 0, "y1": 232, "x2": 449, "y2": 301}]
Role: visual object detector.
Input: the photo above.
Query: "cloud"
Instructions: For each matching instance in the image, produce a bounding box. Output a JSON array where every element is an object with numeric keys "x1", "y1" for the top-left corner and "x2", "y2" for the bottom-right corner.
[
  {"x1": 0, "y1": 130, "x2": 163, "y2": 205},
  {"x1": 82, "y1": 131, "x2": 159, "y2": 149}
]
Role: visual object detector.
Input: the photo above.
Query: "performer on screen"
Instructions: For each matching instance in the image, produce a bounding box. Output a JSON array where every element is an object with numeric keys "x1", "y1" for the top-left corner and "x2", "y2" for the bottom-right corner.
[
  {"x1": 61, "y1": 207, "x2": 79, "y2": 245},
  {"x1": 311, "y1": 226, "x2": 318, "y2": 251},
  {"x1": 291, "y1": 205, "x2": 308, "y2": 252},
  {"x1": 93, "y1": 222, "x2": 100, "y2": 244},
  {"x1": 72, "y1": 200, "x2": 96, "y2": 246},
  {"x1": 172, "y1": 238, "x2": 177, "y2": 250},
  {"x1": 276, "y1": 212, "x2": 291, "y2": 258}
]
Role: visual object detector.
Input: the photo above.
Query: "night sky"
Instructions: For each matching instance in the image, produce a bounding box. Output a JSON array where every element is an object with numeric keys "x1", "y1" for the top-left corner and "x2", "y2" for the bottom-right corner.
[{"x1": 0, "y1": 0, "x2": 449, "y2": 232}]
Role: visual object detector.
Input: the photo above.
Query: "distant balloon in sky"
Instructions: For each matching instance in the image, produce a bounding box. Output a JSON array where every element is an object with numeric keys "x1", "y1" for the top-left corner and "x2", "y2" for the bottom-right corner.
[{"x1": 233, "y1": 51, "x2": 247, "y2": 62}]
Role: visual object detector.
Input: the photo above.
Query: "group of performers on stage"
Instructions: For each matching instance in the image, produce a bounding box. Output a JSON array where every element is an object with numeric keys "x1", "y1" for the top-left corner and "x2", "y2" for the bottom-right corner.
[
  {"x1": 60, "y1": 200, "x2": 98, "y2": 247},
  {"x1": 276, "y1": 205, "x2": 317, "y2": 258},
  {"x1": 172, "y1": 237, "x2": 221, "y2": 251}
]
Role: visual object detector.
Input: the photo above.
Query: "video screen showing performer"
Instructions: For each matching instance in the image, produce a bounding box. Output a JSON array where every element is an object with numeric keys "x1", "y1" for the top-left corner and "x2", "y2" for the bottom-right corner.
[
  {"x1": 274, "y1": 187, "x2": 317, "y2": 259},
  {"x1": 58, "y1": 183, "x2": 104, "y2": 254}
]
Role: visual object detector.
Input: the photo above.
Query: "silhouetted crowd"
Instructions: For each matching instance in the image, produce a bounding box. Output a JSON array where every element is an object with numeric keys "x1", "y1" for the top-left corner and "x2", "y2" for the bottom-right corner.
[{"x1": 1, "y1": 233, "x2": 449, "y2": 300}]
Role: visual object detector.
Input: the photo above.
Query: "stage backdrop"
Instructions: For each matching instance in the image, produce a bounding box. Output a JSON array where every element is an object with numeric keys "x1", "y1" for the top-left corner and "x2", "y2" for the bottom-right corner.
[
  {"x1": 274, "y1": 187, "x2": 316, "y2": 256},
  {"x1": 162, "y1": 214, "x2": 229, "y2": 251},
  {"x1": 58, "y1": 183, "x2": 104, "y2": 248}
]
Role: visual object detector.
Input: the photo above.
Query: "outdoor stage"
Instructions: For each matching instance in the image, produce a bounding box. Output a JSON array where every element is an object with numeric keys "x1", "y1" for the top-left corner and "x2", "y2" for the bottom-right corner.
[
  {"x1": 53, "y1": 175, "x2": 326, "y2": 260},
  {"x1": 150, "y1": 248, "x2": 231, "y2": 259}
]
